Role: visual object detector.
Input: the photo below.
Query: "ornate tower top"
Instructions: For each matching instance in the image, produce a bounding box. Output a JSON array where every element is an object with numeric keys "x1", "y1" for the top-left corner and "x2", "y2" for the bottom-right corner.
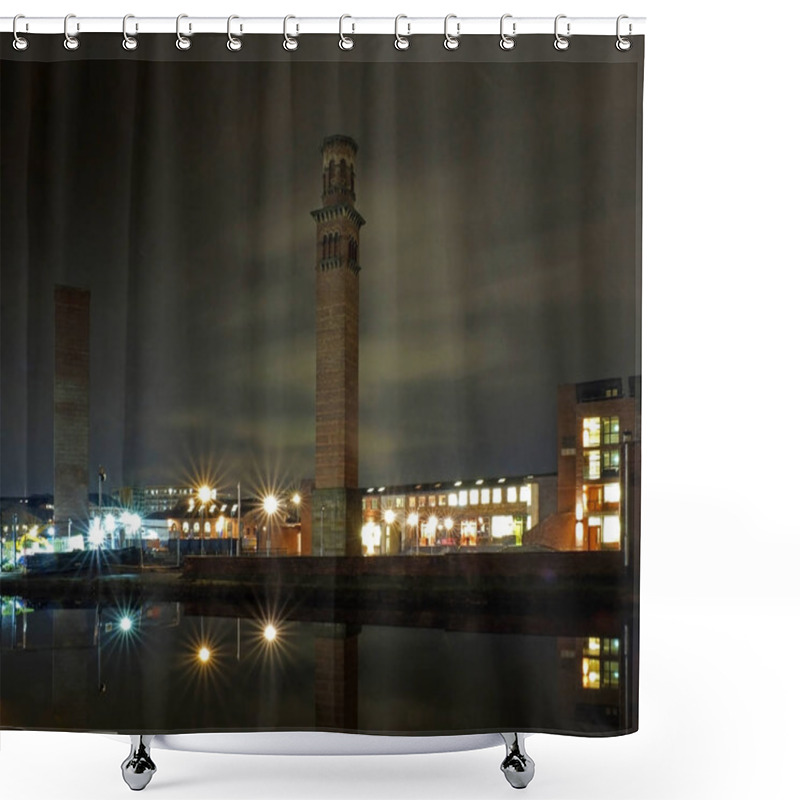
[{"x1": 321, "y1": 134, "x2": 358, "y2": 207}]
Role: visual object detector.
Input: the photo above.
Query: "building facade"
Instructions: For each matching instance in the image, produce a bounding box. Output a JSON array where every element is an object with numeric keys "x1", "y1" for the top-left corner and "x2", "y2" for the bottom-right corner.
[{"x1": 359, "y1": 475, "x2": 557, "y2": 555}]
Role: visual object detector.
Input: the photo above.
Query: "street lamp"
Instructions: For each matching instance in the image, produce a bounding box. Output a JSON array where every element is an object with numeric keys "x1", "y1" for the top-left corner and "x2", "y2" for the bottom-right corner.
[
  {"x1": 263, "y1": 495, "x2": 279, "y2": 556},
  {"x1": 407, "y1": 512, "x2": 419, "y2": 556},
  {"x1": 197, "y1": 485, "x2": 212, "y2": 556}
]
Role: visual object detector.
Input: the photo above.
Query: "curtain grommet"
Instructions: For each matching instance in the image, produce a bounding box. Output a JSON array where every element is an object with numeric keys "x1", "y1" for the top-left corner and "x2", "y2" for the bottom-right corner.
[
  {"x1": 12, "y1": 14, "x2": 29, "y2": 51},
  {"x1": 616, "y1": 15, "x2": 632, "y2": 51},
  {"x1": 499, "y1": 14, "x2": 516, "y2": 51},
  {"x1": 283, "y1": 15, "x2": 299, "y2": 51},
  {"x1": 394, "y1": 15, "x2": 410, "y2": 50},
  {"x1": 227, "y1": 15, "x2": 243, "y2": 51},
  {"x1": 63, "y1": 13, "x2": 80, "y2": 51},
  {"x1": 176, "y1": 14, "x2": 192, "y2": 51},
  {"x1": 443, "y1": 14, "x2": 460, "y2": 51},
  {"x1": 122, "y1": 14, "x2": 138, "y2": 51},
  {"x1": 339, "y1": 15, "x2": 355, "y2": 51},
  {"x1": 553, "y1": 15, "x2": 570, "y2": 51}
]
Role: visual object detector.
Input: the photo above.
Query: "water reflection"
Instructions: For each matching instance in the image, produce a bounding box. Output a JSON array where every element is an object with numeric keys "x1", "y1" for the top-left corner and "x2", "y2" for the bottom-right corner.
[{"x1": 1, "y1": 594, "x2": 635, "y2": 736}]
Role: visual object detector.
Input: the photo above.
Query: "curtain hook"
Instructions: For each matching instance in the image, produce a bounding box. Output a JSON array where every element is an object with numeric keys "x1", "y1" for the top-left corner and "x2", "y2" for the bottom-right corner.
[
  {"x1": 283, "y1": 15, "x2": 299, "y2": 51},
  {"x1": 444, "y1": 14, "x2": 460, "y2": 51},
  {"x1": 339, "y1": 14, "x2": 355, "y2": 50},
  {"x1": 63, "y1": 13, "x2": 80, "y2": 51},
  {"x1": 616, "y1": 15, "x2": 632, "y2": 51},
  {"x1": 394, "y1": 15, "x2": 410, "y2": 51},
  {"x1": 554, "y1": 14, "x2": 570, "y2": 51},
  {"x1": 12, "y1": 14, "x2": 29, "y2": 51},
  {"x1": 122, "y1": 15, "x2": 138, "y2": 51},
  {"x1": 176, "y1": 14, "x2": 192, "y2": 50},
  {"x1": 227, "y1": 15, "x2": 242, "y2": 51},
  {"x1": 500, "y1": 14, "x2": 516, "y2": 50}
]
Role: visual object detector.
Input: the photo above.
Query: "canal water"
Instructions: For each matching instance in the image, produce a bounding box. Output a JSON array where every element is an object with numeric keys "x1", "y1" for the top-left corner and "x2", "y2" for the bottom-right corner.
[{"x1": 1, "y1": 594, "x2": 634, "y2": 736}]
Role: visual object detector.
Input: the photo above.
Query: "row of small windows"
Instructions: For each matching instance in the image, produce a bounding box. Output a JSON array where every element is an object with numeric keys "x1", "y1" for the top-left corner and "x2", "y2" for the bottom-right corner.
[
  {"x1": 321, "y1": 233, "x2": 358, "y2": 263},
  {"x1": 363, "y1": 485, "x2": 531, "y2": 511}
]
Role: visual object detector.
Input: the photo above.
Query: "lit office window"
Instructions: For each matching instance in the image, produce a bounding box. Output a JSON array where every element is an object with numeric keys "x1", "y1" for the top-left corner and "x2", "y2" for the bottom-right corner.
[
  {"x1": 448, "y1": 493, "x2": 458, "y2": 507},
  {"x1": 520, "y1": 485, "x2": 531, "y2": 503},
  {"x1": 492, "y1": 488, "x2": 502, "y2": 504},
  {"x1": 583, "y1": 417, "x2": 601, "y2": 447},
  {"x1": 409, "y1": 496, "x2": 416, "y2": 508},
  {"x1": 469, "y1": 489, "x2": 479, "y2": 505},
  {"x1": 601, "y1": 515, "x2": 621, "y2": 544},
  {"x1": 480, "y1": 488, "x2": 490, "y2": 505},
  {"x1": 507, "y1": 486, "x2": 518, "y2": 503},
  {"x1": 603, "y1": 449, "x2": 620, "y2": 475},
  {"x1": 605, "y1": 483, "x2": 621, "y2": 504},
  {"x1": 584, "y1": 451, "x2": 601, "y2": 480},
  {"x1": 439, "y1": 495, "x2": 447, "y2": 507},
  {"x1": 429, "y1": 495, "x2": 436, "y2": 507},
  {"x1": 459, "y1": 490, "x2": 468, "y2": 507}
]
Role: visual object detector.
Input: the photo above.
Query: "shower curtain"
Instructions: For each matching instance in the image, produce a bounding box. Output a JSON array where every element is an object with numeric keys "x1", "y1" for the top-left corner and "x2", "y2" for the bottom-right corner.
[{"x1": 1, "y1": 27, "x2": 643, "y2": 743}]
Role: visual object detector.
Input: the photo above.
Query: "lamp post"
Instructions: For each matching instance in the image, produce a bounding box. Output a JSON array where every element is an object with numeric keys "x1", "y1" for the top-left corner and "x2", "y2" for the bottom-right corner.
[
  {"x1": 407, "y1": 513, "x2": 419, "y2": 556},
  {"x1": 384, "y1": 509, "x2": 396, "y2": 556},
  {"x1": 263, "y1": 495, "x2": 279, "y2": 557},
  {"x1": 197, "y1": 485, "x2": 212, "y2": 556}
]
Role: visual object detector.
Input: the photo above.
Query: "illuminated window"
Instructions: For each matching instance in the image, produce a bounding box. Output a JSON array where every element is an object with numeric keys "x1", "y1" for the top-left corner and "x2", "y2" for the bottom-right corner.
[
  {"x1": 396, "y1": 497, "x2": 404, "y2": 508},
  {"x1": 362, "y1": 499, "x2": 366, "y2": 510},
  {"x1": 603, "y1": 449, "x2": 620, "y2": 476},
  {"x1": 370, "y1": 498, "x2": 378, "y2": 510},
  {"x1": 605, "y1": 483, "x2": 621, "y2": 504},
  {"x1": 419, "y1": 496, "x2": 426, "y2": 507},
  {"x1": 507, "y1": 486, "x2": 518, "y2": 503},
  {"x1": 439, "y1": 495, "x2": 447, "y2": 506},
  {"x1": 582, "y1": 658, "x2": 601, "y2": 689},
  {"x1": 448, "y1": 493, "x2": 458, "y2": 507},
  {"x1": 575, "y1": 522, "x2": 584, "y2": 546},
  {"x1": 480, "y1": 488, "x2": 490, "y2": 505},
  {"x1": 459, "y1": 490, "x2": 468, "y2": 507},
  {"x1": 469, "y1": 489, "x2": 479, "y2": 505},
  {"x1": 520, "y1": 485, "x2": 531, "y2": 503},
  {"x1": 429, "y1": 495, "x2": 436, "y2": 507},
  {"x1": 409, "y1": 496, "x2": 416, "y2": 508},
  {"x1": 583, "y1": 417, "x2": 601, "y2": 447},
  {"x1": 603, "y1": 416, "x2": 620, "y2": 445},
  {"x1": 584, "y1": 451, "x2": 601, "y2": 480},
  {"x1": 492, "y1": 488, "x2": 502, "y2": 504},
  {"x1": 601, "y1": 516, "x2": 621, "y2": 544}
]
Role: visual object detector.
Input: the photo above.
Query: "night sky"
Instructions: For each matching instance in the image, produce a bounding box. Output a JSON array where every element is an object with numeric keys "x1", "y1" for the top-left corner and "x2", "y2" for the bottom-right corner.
[{"x1": 1, "y1": 37, "x2": 641, "y2": 497}]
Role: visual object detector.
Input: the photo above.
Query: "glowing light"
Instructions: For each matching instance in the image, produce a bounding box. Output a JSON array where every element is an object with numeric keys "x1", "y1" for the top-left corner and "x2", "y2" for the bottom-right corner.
[
  {"x1": 264, "y1": 624, "x2": 278, "y2": 642},
  {"x1": 385, "y1": 510, "x2": 396, "y2": 524},
  {"x1": 119, "y1": 616, "x2": 133, "y2": 632},
  {"x1": 47, "y1": 526, "x2": 55, "y2": 536},
  {"x1": 263, "y1": 495, "x2": 279, "y2": 515},
  {"x1": 407, "y1": 513, "x2": 419, "y2": 527},
  {"x1": 454, "y1": 481, "x2": 462, "y2": 487},
  {"x1": 575, "y1": 501, "x2": 584, "y2": 521},
  {"x1": 197, "y1": 485, "x2": 213, "y2": 504},
  {"x1": 291, "y1": 493, "x2": 301, "y2": 505},
  {"x1": 88, "y1": 517, "x2": 104, "y2": 546},
  {"x1": 198, "y1": 646, "x2": 211, "y2": 663},
  {"x1": 605, "y1": 483, "x2": 621, "y2": 503},
  {"x1": 444, "y1": 517, "x2": 454, "y2": 531},
  {"x1": 103, "y1": 514, "x2": 116, "y2": 533}
]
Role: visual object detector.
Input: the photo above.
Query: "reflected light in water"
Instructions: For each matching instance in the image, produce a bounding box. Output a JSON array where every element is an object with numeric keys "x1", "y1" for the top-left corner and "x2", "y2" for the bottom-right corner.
[{"x1": 119, "y1": 616, "x2": 133, "y2": 632}]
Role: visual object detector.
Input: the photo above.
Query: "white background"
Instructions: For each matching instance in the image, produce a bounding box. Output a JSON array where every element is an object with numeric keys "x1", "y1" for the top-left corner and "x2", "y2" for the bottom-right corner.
[{"x1": 2, "y1": 1, "x2": 799, "y2": 798}]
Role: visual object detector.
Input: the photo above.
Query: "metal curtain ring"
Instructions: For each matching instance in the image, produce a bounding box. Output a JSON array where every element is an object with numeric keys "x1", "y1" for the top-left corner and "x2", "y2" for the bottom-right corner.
[
  {"x1": 339, "y1": 14, "x2": 354, "y2": 50},
  {"x1": 554, "y1": 14, "x2": 570, "y2": 51},
  {"x1": 227, "y1": 15, "x2": 242, "y2": 51},
  {"x1": 499, "y1": 14, "x2": 516, "y2": 50},
  {"x1": 63, "y1": 13, "x2": 79, "y2": 51},
  {"x1": 176, "y1": 14, "x2": 191, "y2": 50},
  {"x1": 283, "y1": 15, "x2": 299, "y2": 51},
  {"x1": 444, "y1": 14, "x2": 460, "y2": 51},
  {"x1": 394, "y1": 15, "x2": 410, "y2": 50},
  {"x1": 12, "y1": 14, "x2": 29, "y2": 51},
  {"x1": 616, "y1": 15, "x2": 632, "y2": 51},
  {"x1": 122, "y1": 14, "x2": 138, "y2": 51}
]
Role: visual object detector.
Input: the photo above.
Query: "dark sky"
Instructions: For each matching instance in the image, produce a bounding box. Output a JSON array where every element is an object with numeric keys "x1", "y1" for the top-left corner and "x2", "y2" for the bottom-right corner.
[{"x1": 1, "y1": 37, "x2": 641, "y2": 497}]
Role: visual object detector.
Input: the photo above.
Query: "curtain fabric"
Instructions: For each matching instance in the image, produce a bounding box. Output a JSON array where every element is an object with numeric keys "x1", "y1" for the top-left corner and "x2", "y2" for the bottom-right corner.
[{"x1": 1, "y1": 33, "x2": 643, "y2": 739}]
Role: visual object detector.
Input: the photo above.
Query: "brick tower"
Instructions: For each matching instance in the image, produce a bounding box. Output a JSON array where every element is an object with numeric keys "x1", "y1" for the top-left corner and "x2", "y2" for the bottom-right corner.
[
  {"x1": 311, "y1": 135, "x2": 365, "y2": 556},
  {"x1": 53, "y1": 286, "x2": 90, "y2": 543}
]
